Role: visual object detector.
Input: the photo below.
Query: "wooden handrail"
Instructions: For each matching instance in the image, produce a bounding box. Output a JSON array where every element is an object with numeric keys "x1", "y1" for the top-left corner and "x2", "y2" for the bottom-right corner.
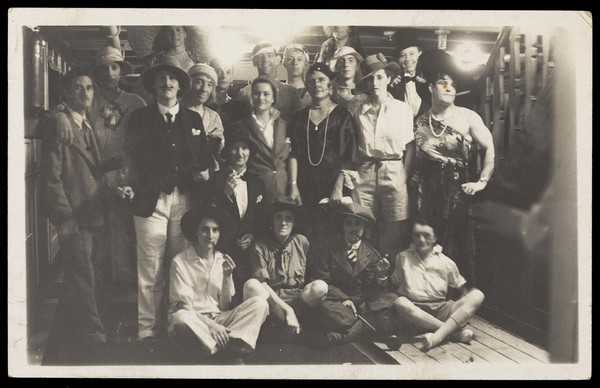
[{"x1": 480, "y1": 26, "x2": 513, "y2": 79}]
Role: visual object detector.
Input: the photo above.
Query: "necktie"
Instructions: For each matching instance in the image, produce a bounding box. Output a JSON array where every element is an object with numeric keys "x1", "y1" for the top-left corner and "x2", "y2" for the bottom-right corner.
[
  {"x1": 347, "y1": 247, "x2": 357, "y2": 264},
  {"x1": 82, "y1": 119, "x2": 93, "y2": 150},
  {"x1": 165, "y1": 112, "x2": 174, "y2": 132},
  {"x1": 82, "y1": 119, "x2": 100, "y2": 164}
]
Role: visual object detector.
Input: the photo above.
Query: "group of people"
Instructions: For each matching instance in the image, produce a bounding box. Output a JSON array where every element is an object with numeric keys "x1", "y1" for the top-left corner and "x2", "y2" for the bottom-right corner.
[{"x1": 39, "y1": 25, "x2": 495, "y2": 359}]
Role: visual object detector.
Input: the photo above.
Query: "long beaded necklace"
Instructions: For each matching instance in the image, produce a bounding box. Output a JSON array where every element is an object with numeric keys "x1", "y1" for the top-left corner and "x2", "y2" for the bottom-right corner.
[{"x1": 306, "y1": 106, "x2": 331, "y2": 167}]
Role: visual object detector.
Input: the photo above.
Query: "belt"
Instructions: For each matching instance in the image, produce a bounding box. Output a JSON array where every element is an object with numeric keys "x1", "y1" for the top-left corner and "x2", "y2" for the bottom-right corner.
[{"x1": 364, "y1": 156, "x2": 403, "y2": 168}]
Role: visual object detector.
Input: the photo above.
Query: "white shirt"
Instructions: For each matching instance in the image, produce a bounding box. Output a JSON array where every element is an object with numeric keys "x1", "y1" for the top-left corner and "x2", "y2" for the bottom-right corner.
[
  {"x1": 157, "y1": 101, "x2": 180, "y2": 123},
  {"x1": 65, "y1": 106, "x2": 88, "y2": 132},
  {"x1": 403, "y1": 73, "x2": 422, "y2": 117},
  {"x1": 252, "y1": 113, "x2": 275, "y2": 149},
  {"x1": 390, "y1": 244, "x2": 467, "y2": 303},
  {"x1": 345, "y1": 239, "x2": 362, "y2": 255},
  {"x1": 169, "y1": 246, "x2": 235, "y2": 316},
  {"x1": 354, "y1": 97, "x2": 414, "y2": 158},
  {"x1": 230, "y1": 167, "x2": 249, "y2": 219}
]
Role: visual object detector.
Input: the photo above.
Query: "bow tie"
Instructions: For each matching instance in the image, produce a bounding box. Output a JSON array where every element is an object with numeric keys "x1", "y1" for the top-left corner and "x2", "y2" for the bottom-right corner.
[{"x1": 403, "y1": 76, "x2": 417, "y2": 83}]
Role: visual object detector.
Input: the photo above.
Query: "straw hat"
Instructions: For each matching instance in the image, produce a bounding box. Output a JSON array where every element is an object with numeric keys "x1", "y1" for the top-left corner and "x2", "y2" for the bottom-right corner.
[
  {"x1": 93, "y1": 45, "x2": 132, "y2": 75},
  {"x1": 329, "y1": 46, "x2": 363, "y2": 72}
]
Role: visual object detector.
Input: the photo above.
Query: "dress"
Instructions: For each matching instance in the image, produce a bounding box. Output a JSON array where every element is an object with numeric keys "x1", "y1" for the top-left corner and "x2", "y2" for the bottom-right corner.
[
  {"x1": 413, "y1": 109, "x2": 479, "y2": 284},
  {"x1": 289, "y1": 104, "x2": 357, "y2": 208}
]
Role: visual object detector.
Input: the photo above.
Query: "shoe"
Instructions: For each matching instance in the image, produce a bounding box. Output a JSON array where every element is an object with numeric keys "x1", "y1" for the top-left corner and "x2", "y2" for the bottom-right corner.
[
  {"x1": 385, "y1": 335, "x2": 403, "y2": 351},
  {"x1": 227, "y1": 337, "x2": 254, "y2": 354},
  {"x1": 322, "y1": 332, "x2": 345, "y2": 348}
]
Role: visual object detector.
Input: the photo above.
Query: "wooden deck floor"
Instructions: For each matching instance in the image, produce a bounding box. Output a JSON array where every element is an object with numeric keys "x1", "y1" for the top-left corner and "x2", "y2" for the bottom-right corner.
[{"x1": 367, "y1": 316, "x2": 550, "y2": 365}]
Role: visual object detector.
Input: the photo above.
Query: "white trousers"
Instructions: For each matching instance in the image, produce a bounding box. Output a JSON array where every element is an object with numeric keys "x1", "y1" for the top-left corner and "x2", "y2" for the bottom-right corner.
[
  {"x1": 167, "y1": 296, "x2": 269, "y2": 354},
  {"x1": 134, "y1": 187, "x2": 191, "y2": 339}
]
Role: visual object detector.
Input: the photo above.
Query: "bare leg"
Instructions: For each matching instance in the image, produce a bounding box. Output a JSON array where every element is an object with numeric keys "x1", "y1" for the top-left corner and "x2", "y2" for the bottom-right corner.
[
  {"x1": 422, "y1": 289, "x2": 485, "y2": 350},
  {"x1": 242, "y1": 278, "x2": 270, "y2": 301},
  {"x1": 393, "y1": 296, "x2": 445, "y2": 332}
]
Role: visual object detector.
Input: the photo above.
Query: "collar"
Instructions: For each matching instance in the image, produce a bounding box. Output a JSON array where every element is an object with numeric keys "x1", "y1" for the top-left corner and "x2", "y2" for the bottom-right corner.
[
  {"x1": 65, "y1": 106, "x2": 86, "y2": 129},
  {"x1": 360, "y1": 98, "x2": 390, "y2": 115},
  {"x1": 185, "y1": 244, "x2": 223, "y2": 263},
  {"x1": 228, "y1": 165, "x2": 247, "y2": 177},
  {"x1": 157, "y1": 102, "x2": 180, "y2": 116},
  {"x1": 408, "y1": 243, "x2": 443, "y2": 258},
  {"x1": 345, "y1": 239, "x2": 362, "y2": 251},
  {"x1": 252, "y1": 108, "x2": 280, "y2": 127}
]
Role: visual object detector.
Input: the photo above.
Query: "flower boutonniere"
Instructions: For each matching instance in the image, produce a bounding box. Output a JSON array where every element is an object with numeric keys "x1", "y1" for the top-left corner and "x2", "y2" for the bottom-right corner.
[
  {"x1": 102, "y1": 102, "x2": 127, "y2": 130},
  {"x1": 191, "y1": 128, "x2": 202, "y2": 136},
  {"x1": 256, "y1": 195, "x2": 263, "y2": 203}
]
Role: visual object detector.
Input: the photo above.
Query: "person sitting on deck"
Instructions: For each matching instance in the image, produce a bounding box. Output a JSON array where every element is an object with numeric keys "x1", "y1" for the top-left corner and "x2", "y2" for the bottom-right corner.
[
  {"x1": 246, "y1": 199, "x2": 328, "y2": 340},
  {"x1": 167, "y1": 205, "x2": 270, "y2": 355},
  {"x1": 383, "y1": 217, "x2": 485, "y2": 351}
]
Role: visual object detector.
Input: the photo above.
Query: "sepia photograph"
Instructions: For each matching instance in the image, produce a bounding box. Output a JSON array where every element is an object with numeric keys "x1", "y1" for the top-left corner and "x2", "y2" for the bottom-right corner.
[{"x1": 7, "y1": 8, "x2": 592, "y2": 379}]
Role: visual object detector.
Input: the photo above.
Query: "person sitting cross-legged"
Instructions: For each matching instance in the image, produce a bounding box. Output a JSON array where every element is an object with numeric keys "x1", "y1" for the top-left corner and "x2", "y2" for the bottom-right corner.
[
  {"x1": 167, "y1": 205, "x2": 270, "y2": 355},
  {"x1": 385, "y1": 217, "x2": 485, "y2": 351},
  {"x1": 246, "y1": 199, "x2": 328, "y2": 341}
]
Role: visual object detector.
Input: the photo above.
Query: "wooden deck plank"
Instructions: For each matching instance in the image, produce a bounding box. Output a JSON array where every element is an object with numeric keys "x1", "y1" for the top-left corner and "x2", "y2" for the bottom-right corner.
[
  {"x1": 438, "y1": 341, "x2": 488, "y2": 364},
  {"x1": 397, "y1": 343, "x2": 439, "y2": 364},
  {"x1": 467, "y1": 325, "x2": 544, "y2": 364},
  {"x1": 420, "y1": 343, "x2": 462, "y2": 363},
  {"x1": 454, "y1": 334, "x2": 516, "y2": 363},
  {"x1": 373, "y1": 342, "x2": 416, "y2": 364},
  {"x1": 469, "y1": 318, "x2": 550, "y2": 363}
]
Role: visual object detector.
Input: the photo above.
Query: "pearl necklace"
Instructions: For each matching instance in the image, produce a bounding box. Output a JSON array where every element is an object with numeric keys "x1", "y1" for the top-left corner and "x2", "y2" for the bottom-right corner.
[
  {"x1": 306, "y1": 107, "x2": 331, "y2": 167},
  {"x1": 428, "y1": 110, "x2": 451, "y2": 138}
]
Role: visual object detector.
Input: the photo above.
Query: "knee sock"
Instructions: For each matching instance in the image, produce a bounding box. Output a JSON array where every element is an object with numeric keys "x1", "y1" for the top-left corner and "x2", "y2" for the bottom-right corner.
[{"x1": 423, "y1": 309, "x2": 473, "y2": 350}]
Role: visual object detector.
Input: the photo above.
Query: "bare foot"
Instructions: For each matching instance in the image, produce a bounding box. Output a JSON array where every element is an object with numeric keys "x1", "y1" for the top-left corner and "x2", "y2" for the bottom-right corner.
[
  {"x1": 420, "y1": 332, "x2": 441, "y2": 351},
  {"x1": 450, "y1": 328, "x2": 474, "y2": 344}
]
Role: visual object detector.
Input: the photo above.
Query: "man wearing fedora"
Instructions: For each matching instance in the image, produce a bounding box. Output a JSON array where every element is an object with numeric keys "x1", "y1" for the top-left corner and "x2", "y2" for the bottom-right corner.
[
  {"x1": 209, "y1": 129, "x2": 266, "y2": 305},
  {"x1": 388, "y1": 29, "x2": 430, "y2": 119},
  {"x1": 236, "y1": 42, "x2": 302, "y2": 124},
  {"x1": 120, "y1": 54, "x2": 213, "y2": 341},
  {"x1": 310, "y1": 202, "x2": 393, "y2": 347},
  {"x1": 283, "y1": 43, "x2": 312, "y2": 111},
  {"x1": 351, "y1": 54, "x2": 415, "y2": 259},
  {"x1": 168, "y1": 205, "x2": 269, "y2": 355}
]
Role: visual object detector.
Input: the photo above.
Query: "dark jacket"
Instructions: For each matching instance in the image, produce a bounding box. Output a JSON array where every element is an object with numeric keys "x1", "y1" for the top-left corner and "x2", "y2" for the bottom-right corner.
[
  {"x1": 389, "y1": 81, "x2": 430, "y2": 119},
  {"x1": 312, "y1": 236, "x2": 384, "y2": 307},
  {"x1": 231, "y1": 109, "x2": 291, "y2": 204},
  {"x1": 124, "y1": 104, "x2": 212, "y2": 217},
  {"x1": 209, "y1": 167, "x2": 267, "y2": 238}
]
